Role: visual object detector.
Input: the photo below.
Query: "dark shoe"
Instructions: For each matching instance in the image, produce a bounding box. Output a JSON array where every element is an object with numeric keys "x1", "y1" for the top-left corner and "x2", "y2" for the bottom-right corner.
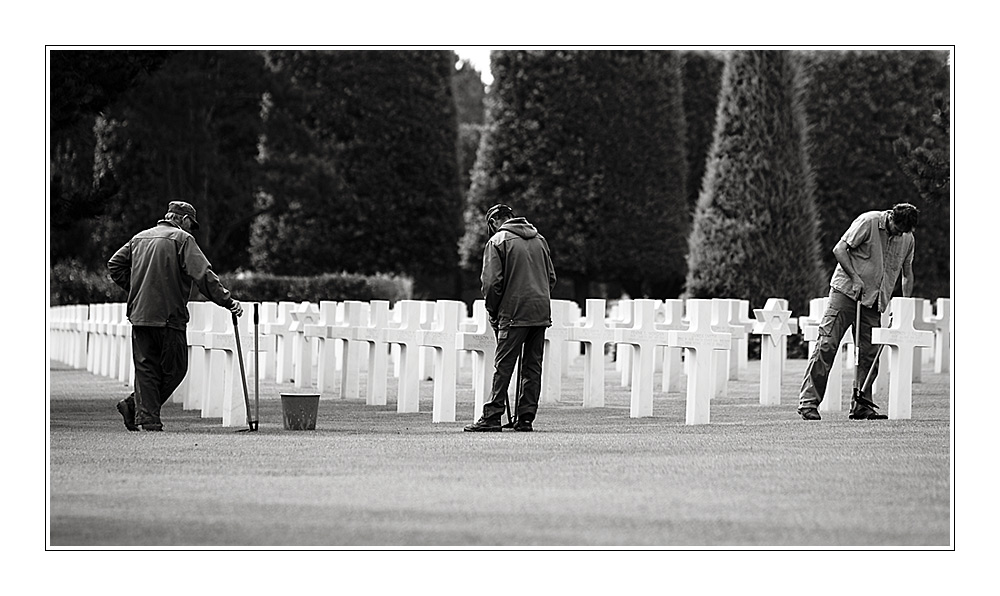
[
  {"x1": 798, "y1": 408, "x2": 821, "y2": 421},
  {"x1": 116, "y1": 399, "x2": 139, "y2": 431},
  {"x1": 141, "y1": 424, "x2": 164, "y2": 432},
  {"x1": 464, "y1": 417, "x2": 501, "y2": 432},
  {"x1": 849, "y1": 410, "x2": 888, "y2": 420},
  {"x1": 512, "y1": 420, "x2": 533, "y2": 432},
  {"x1": 849, "y1": 396, "x2": 888, "y2": 420}
]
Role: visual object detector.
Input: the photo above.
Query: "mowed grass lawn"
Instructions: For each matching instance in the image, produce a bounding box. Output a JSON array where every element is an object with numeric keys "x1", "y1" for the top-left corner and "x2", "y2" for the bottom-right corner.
[{"x1": 47, "y1": 351, "x2": 952, "y2": 548}]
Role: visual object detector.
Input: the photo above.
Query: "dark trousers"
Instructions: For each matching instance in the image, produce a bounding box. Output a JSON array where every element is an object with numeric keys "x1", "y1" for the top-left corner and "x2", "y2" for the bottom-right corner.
[
  {"x1": 128, "y1": 326, "x2": 189, "y2": 427},
  {"x1": 482, "y1": 326, "x2": 547, "y2": 423},
  {"x1": 798, "y1": 289, "x2": 882, "y2": 411}
]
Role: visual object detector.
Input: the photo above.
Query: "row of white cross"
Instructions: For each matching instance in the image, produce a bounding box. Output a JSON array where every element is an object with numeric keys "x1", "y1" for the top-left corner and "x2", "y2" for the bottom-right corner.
[{"x1": 49, "y1": 295, "x2": 951, "y2": 426}]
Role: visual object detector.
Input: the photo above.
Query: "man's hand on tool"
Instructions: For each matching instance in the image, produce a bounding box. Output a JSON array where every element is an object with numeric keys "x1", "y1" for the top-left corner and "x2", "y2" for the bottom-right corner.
[
  {"x1": 229, "y1": 300, "x2": 243, "y2": 317},
  {"x1": 850, "y1": 276, "x2": 865, "y2": 301}
]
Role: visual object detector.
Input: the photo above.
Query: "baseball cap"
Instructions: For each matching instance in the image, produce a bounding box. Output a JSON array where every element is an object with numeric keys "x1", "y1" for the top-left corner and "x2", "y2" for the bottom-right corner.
[{"x1": 167, "y1": 201, "x2": 199, "y2": 229}]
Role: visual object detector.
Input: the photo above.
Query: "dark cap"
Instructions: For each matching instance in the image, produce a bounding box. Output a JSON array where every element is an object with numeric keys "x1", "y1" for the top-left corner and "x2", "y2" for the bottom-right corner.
[
  {"x1": 167, "y1": 201, "x2": 199, "y2": 229},
  {"x1": 485, "y1": 204, "x2": 513, "y2": 222}
]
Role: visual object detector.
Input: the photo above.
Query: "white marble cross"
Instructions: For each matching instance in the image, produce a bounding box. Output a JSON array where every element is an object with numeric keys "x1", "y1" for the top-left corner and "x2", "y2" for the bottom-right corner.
[
  {"x1": 931, "y1": 298, "x2": 951, "y2": 374},
  {"x1": 909, "y1": 299, "x2": 937, "y2": 383},
  {"x1": 798, "y1": 297, "x2": 828, "y2": 363},
  {"x1": 616, "y1": 299, "x2": 677, "y2": 418},
  {"x1": 183, "y1": 302, "x2": 214, "y2": 412},
  {"x1": 254, "y1": 302, "x2": 278, "y2": 381},
  {"x1": 459, "y1": 300, "x2": 496, "y2": 420},
  {"x1": 262, "y1": 301, "x2": 298, "y2": 383},
  {"x1": 667, "y1": 299, "x2": 732, "y2": 425},
  {"x1": 752, "y1": 298, "x2": 795, "y2": 406},
  {"x1": 304, "y1": 301, "x2": 340, "y2": 394},
  {"x1": 711, "y1": 298, "x2": 743, "y2": 397},
  {"x1": 336, "y1": 301, "x2": 368, "y2": 399},
  {"x1": 541, "y1": 299, "x2": 575, "y2": 404},
  {"x1": 288, "y1": 301, "x2": 320, "y2": 389},
  {"x1": 872, "y1": 297, "x2": 934, "y2": 419},
  {"x1": 571, "y1": 299, "x2": 615, "y2": 408},
  {"x1": 354, "y1": 300, "x2": 391, "y2": 406},
  {"x1": 384, "y1": 300, "x2": 424, "y2": 413},
  {"x1": 611, "y1": 300, "x2": 635, "y2": 387},
  {"x1": 419, "y1": 300, "x2": 465, "y2": 422},
  {"x1": 657, "y1": 299, "x2": 687, "y2": 394}
]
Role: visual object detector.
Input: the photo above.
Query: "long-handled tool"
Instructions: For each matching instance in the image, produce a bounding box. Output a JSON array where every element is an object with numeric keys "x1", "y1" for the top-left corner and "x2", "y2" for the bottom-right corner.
[
  {"x1": 850, "y1": 304, "x2": 889, "y2": 420},
  {"x1": 253, "y1": 303, "x2": 260, "y2": 430},
  {"x1": 502, "y1": 343, "x2": 525, "y2": 429},
  {"x1": 232, "y1": 312, "x2": 257, "y2": 432}
]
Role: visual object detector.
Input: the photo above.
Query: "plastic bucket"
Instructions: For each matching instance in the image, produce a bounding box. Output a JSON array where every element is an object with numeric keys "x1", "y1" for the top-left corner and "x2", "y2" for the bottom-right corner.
[{"x1": 280, "y1": 393, "x2": 320, "y2": 430}]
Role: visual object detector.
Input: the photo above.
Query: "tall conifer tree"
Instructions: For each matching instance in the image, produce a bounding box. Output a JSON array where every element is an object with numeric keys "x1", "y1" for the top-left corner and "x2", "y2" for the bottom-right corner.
[{"x1": 685, "y1": 50, "x2": 824, "y2": 314}]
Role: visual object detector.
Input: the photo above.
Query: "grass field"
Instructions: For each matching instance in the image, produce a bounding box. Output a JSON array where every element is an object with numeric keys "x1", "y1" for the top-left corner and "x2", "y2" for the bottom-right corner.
[{"x1": 47, "y1": 353, "x2": 952, "y2": 548}]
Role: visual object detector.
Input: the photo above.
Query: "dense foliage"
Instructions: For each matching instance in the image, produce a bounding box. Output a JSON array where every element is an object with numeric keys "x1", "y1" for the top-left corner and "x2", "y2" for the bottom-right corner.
[
  {"x1": 50, "y1": 50, "x2": 176, "y2": 264},
  {"x1": 250, "y1": 50, "x2": 464, "y2": 297},
  {"x1": 49, "y1": 263, "x2": 412, "y2": 307},
  {"x1": 460, "y1": 50, "x2": 690, "y2": 301},
  {"x1": 799, "y1": 50, "x2": 950, "y2": 301},
  {"x1": 685, "y1": 51, "x2": 825, "y2": 314},
  {"x1": 214, "y1": 272, "x2": 413, "y2": 304},
  {"x1": 681, "y1": 51, "x2": 725, "y2": 212},
  {"x1": 89, "y1": 51, "x2": 268, "y2": 271}
]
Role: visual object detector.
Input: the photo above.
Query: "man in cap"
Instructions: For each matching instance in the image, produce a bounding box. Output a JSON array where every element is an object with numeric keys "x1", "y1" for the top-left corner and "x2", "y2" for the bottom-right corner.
[
  {"x1": 797, "y1": 202, "x2": 920, "y2": 421},
  {"x1": 108, "y1": 201, "x2": 243, "y2": 431},
  {"x1": 465, "y1": 204, "x2": 557, "y2": 432}
]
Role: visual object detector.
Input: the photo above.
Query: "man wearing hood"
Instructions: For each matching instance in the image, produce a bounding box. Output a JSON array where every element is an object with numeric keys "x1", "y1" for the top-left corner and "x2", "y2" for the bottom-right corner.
[{"x1": 465, "y1": 204, "x2": 557, "y2": 432}]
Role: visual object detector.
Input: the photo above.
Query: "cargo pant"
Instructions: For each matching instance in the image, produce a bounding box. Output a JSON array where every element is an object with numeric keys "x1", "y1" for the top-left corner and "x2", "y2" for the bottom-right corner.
[
  {"x1": 482, "y1": 326, "x2": 547, "y2": 424},
  {"x1": 798, "y1": 289, "x2": 882, "y2": 413},
  {"x1": 126, "y1": 326, "x2": 189, "y2": 429}
]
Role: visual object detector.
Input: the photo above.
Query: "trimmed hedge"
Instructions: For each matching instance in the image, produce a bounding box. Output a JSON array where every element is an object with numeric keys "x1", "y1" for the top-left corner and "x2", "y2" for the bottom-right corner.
[
  {"x1": 50, "y1": 260, "x2": 126, "y2": 306},
  {"x1": 213, "y1": 272, "x2": 413, "y2": 304},
  {"x1": 50, "y1": 262, "x2": 413, "y2": 306}
]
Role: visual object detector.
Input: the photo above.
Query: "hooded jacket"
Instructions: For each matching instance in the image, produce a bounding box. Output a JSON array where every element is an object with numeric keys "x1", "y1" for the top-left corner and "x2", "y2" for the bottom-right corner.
[
  {"x1": 481, "y1": 217, "x2": 557, "y2": 329},
  {"x1": 108, "y1": 220, "x2": 236, "y2": 330}
]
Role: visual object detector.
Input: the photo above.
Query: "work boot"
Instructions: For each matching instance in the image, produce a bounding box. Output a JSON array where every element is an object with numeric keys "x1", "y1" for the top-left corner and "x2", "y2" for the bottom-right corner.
[
  {"x1": 798, "y1": 408, "x2": 821, "y2": 421},
  {"x1": 116, "y1": 398, "x2": 139, "y2": 431},
  {"x1": 512, "y1": 419, "x2": 533, "y2": 432},
  {"x1": 464, "y1": 417, "x2": 501, "y2": 432},
  {"x1": 141, "y1": 423, "x2": 164, "y2": 432},
  {"x1": 849, "y1": 395, "x2": 888, "y2": 420}
]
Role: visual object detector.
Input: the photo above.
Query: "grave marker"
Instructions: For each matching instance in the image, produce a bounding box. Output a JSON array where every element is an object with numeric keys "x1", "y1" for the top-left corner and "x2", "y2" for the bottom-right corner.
[
  {"x1": 183, "y1": 302, "x2": 213, "y2": 411},
  {"x1": 304, "y1": 301, "x2": 340, "y2": 394},
  {"x1": 419, "y1": 300, "x2": 465, "y2": 422},
  {"x1": 711, "y1": 298, "x2": 743, "y2": 397},
  {"x1": 384, "y1": 300, "x2": 424, "y2": 413},
  {"x1": 288, "y1": 301, "x2": 320, "y2": 389},
  {"x1": 262, "y1": 302, "x2": 298, "y2": 383},
  {"x1": 667, "y1": 299, "x2": 732, "y2": 425},
  {"x1": 753, "y1": 298, "x2": 795, "y2": 406},
  {"x1": 616, "y1": 299, "x2": 676, "y2": 418},
  {"x1": 571, "y1": 299, "x2": 615, "y2": 408},
  {"x1": 541, "y1": 300, "x2": 575, "y2": 404},
  {"x1": 459, "y1": 300, "x2": 497, "y2": 420},
  {"x1": 355, "y1": 300, "x2": 391, "y2": 406},
  {"x1": 931, "y1": 298, "x2": 951, "y2": 374},
  {"x1": 871, "y1": 297, "x2": 934, "y2": 420},
  {"x1": 910, "y1": 299, "x2": 937, "y2": 383},
  {"x1": 657, "y1": 299, "x2": 687, "y2": 394}
]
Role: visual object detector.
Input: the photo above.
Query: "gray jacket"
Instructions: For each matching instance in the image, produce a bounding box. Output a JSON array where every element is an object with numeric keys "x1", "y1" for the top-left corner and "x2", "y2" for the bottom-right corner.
[
  {"x1": 481, "y1": 217, "x2": 557, "y2": 329},
  {"x1": 108, "y1": 220, "x2": 235, "y2": 330}
]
